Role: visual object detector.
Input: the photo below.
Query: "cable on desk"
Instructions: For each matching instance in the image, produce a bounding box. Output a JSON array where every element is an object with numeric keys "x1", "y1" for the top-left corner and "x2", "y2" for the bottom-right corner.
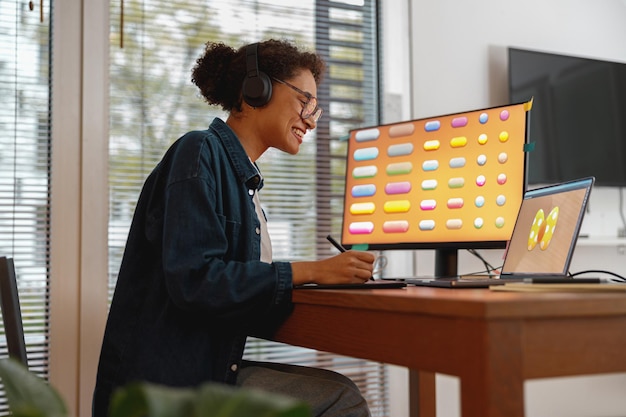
[
  {"x1": 467, "y1": 248, "x2": 498, "y2": 275},
  {"x1": 570, "y1": 269, "x2": 626, "y2": 283}
]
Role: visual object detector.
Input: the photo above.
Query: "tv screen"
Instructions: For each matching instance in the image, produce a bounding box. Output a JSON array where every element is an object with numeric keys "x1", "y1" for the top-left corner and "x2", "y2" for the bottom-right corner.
[
  {"x1": 340, "y1": 101, "x2": 531, "y2": 254},
  {"x1": 508, "y1": 48, "x2": 626, "y2": 186}
]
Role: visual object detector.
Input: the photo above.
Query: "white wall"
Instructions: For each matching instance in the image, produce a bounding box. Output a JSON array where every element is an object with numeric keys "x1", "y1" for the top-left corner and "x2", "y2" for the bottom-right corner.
[
  {"x1": 409, "y1": 0, "x2": 626, "y2": 245},
  {"x1": 389, "y1": 1, "x2": 626, "y2": 416},
  {"x1": 410, "y1": 0, "x2": 626, "y2": 116}
]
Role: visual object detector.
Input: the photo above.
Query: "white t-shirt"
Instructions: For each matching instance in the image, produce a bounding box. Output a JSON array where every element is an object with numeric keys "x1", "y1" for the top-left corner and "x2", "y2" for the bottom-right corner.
[
  {"x1": 249, "y1": 159, "x2": 272, "y2": 263},
  {"x1": 252, "y1": 189, "x2": 272, "y2": 263}
]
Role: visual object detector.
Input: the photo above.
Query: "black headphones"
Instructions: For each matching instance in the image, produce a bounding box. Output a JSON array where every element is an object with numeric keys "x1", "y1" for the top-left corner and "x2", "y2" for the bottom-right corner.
[{"x1": 241, "y1": 43, "x2": 273, "y2": 107}]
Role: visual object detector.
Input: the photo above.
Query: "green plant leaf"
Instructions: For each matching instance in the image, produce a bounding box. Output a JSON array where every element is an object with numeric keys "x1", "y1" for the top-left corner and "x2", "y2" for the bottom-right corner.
[
  {"x1": 194, "y1": 383, "x2": 311, "y2": 417},
  {"x1": 0, "y1": 358, "x2": 68, "y2": 417},
  {"x1": 109, "y1": 382, "x2": 196, "y2": 417},
  {"x1": 110, "y1": 381, "x2": 311, "y2": 417}
]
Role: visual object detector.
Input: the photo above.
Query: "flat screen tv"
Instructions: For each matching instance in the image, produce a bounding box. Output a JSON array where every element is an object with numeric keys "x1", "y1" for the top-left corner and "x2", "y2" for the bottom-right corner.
[
  {"x1": 508, "y1": 47, "x2": 626, "y2": 186},
  {"x1": 340, "y1": 101, "x2": 532, "y2": 276}
]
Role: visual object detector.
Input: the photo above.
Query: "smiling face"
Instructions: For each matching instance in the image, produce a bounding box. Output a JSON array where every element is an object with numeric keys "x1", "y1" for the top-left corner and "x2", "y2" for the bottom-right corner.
[
  {"x1": 226, "y1": 68, "x2": 320, "y2": 160},
  {"x1": 256, "y1": 69, "x2": 319, "y2": 155}
]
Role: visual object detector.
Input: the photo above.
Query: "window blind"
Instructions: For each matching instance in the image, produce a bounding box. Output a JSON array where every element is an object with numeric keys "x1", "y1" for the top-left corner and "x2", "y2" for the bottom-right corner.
[
  {"x1": 0, "y1": 0, "x2": 52, "y2": 414},
  {"x1": 108, "y1": 0, "x2": 387, "y2": 414}
]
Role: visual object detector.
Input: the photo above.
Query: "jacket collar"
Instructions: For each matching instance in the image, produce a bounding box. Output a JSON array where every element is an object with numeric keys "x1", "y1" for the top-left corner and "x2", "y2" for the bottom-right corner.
[{"x1": 209, "y1": 118, "x2": 264, "y2": 191}]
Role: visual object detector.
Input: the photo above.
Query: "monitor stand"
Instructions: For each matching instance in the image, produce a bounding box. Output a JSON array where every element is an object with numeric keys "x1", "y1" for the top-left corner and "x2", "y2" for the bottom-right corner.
[{"x1": 434, "y1": 248, "x2": 458, "y2": 278}]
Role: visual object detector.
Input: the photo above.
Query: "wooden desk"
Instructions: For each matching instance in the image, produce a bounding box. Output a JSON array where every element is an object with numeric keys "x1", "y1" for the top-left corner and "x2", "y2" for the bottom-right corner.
[{"x1": 269, "y1": 286, "x2": 626, "y2": 417}]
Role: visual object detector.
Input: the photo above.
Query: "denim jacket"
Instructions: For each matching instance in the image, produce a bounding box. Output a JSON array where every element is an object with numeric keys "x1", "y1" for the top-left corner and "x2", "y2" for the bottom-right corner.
[{"x1": 93, "y1": 118, "x2": 294, "y2": 417}]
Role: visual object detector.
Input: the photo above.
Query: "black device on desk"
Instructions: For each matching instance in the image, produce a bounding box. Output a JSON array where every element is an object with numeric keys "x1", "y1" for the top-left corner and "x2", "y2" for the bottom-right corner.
[{"x1": 295, "y1": 281, "x2": 406, "y2": 290}]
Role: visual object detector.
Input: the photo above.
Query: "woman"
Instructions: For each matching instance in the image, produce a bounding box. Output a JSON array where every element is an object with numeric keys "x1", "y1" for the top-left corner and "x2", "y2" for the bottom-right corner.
[{"x1": 92, "y1": 39, "x2": 374, "y2": 417}]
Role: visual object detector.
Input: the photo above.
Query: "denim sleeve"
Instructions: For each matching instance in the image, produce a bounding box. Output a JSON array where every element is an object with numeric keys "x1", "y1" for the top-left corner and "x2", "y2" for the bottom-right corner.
[{"x1": 158, "y1": 174, "x2": 293, "y2": 328}]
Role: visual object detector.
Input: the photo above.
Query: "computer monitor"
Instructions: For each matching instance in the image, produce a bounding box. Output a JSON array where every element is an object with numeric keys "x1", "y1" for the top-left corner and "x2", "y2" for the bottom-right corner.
[{"x1": 340, "y1": 101, "x2": 532, "y2": 276}]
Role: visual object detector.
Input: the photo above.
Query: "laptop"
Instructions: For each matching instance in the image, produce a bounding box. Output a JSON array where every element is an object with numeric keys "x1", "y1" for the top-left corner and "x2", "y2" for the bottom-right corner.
[{"x1": 407, "y1": 177, "x2": 595, "y2": 288}]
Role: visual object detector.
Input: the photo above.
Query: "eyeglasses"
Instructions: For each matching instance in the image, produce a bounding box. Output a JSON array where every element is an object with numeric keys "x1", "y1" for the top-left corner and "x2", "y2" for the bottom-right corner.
[{"x1": 271, "y1": 77, "x2": 323, "y2": 123}]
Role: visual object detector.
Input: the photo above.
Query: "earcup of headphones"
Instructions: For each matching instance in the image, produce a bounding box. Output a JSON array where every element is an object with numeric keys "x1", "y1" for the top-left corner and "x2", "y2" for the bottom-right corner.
[{"x1": 242, "y1": 72, "x2": 272, "y2": 107}]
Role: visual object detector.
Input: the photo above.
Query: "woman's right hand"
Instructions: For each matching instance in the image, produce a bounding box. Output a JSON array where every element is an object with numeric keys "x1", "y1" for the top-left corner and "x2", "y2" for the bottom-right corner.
[{"x1": 290, "y1": 250, "x2": 376, "y2": 286}]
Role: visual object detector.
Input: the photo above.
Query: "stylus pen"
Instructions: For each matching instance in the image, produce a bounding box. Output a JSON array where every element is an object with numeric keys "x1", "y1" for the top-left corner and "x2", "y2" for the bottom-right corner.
[{"x1": 326, "y1": 234, "x2": 346, "y2": 252}]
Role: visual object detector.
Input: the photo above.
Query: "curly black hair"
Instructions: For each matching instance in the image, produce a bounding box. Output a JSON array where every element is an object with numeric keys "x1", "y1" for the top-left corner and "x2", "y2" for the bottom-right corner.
[{"x1": 191, "y1": 39, "x2": 326, "y2": 112}]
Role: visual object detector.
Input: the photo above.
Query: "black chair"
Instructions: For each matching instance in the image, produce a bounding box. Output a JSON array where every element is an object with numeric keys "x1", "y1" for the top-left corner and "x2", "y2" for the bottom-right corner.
[{"x1": 0, "y1": 257, "x2": 28, "y2": 367}]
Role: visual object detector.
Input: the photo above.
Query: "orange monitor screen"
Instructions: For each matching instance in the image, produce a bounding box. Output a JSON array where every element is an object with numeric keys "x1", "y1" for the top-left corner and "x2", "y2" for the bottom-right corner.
[{"x1": 341, "y1": 101, "x2": 532, "y2": 249}]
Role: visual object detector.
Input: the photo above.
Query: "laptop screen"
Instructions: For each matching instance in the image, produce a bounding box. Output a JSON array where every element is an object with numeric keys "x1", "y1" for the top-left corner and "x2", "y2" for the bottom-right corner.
[{"x1": 500, "y1": 177, "x2": 594, "y2": 276}]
